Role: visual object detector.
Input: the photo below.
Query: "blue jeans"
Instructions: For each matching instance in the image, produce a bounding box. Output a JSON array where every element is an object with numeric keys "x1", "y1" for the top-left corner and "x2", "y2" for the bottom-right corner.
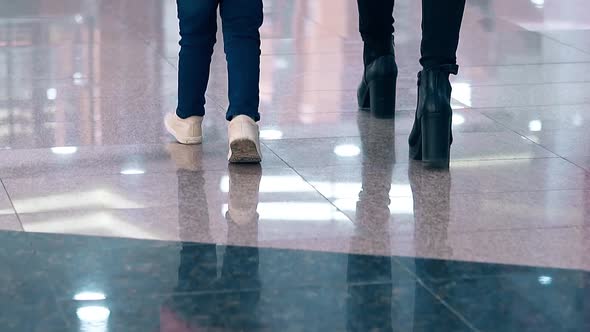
[{"x1": 176, "y1": 0, "x2": 262, "y2": 121}]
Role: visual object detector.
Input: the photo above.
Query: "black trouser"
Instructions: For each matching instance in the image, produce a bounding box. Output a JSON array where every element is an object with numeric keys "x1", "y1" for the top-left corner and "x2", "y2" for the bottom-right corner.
[{"x1": 357, "y1": 0, "x2": 466, "y2": 69}]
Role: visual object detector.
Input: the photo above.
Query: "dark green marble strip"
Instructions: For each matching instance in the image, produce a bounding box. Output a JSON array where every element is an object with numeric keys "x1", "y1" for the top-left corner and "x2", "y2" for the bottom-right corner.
[{"x1": 1, "y1": 230, "x2": 588, "y2": 331}]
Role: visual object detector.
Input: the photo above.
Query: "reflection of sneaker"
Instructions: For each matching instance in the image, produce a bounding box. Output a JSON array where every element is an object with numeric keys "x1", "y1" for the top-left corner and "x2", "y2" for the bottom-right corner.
[
  {"x1": 164, "y1": 113, "x2": 203, "y2": 145},
  {"x1": 228, "y1": 115, "x2": 262, "y2": 163},
  {"x1": 227, "y1": 164, "x2": 262, "y2": 226},
  {"x1": 165, "y1": 143, "x2": 201, "y2": 171}
]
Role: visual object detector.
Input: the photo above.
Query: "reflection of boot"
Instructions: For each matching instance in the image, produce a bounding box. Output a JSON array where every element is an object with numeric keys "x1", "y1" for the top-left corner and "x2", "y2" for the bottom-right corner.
[
  {"x1": 354, "y1": 114, "x2": 395, "y2": 249},
  {"x1": 408, "y1": 64, "x2": 459, "y2": 168},
  {"x1": 357, "y1": 37, "x2": 398, "y2": 119},
  {"x1": 408, "y1": 162, "x2": 452, "y2": 257},
  {"x1": 227, "y1": 164, "x2": 262, "y2": 226}
]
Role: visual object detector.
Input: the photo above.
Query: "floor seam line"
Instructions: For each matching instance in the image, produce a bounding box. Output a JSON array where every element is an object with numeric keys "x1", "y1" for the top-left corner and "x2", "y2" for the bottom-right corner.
[
  {"x1": 261, "y1": 141, "x2": 355, "y2": 224},
  {"x1": 0, "y1": 178, "x2": 24, "y2": 231},
  {"x1": 392, "y1": 258, "x2": 481, "y2": 332},
  {"x1": 476, "y1": 109, "x2": 565, "y2": 159}
]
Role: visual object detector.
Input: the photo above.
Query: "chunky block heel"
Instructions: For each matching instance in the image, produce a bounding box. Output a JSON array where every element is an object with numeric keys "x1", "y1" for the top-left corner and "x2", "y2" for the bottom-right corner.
[
  {"x1": 408, "y1": 64, "x2": 459, "y2": 168},
  {"x1": 368, "y1": 78, "x2": 396, "y2": 119},
  {"x1": 421, "y1": 113, "x2": 452, "y2": 168}
]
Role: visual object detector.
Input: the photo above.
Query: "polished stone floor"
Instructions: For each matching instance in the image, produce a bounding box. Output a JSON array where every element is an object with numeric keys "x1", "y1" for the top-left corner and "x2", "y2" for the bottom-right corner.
[
  {"x1": 1, "y1": 0, "x2": 590, "y2": 330},
  {"x1": 2, "y1": 231, "x2": 589, "y2": 331}
]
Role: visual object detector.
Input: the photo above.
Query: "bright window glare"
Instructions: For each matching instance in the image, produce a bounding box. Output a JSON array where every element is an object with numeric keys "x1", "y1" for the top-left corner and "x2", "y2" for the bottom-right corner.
[
  {"x1": 220, "y1": 175, "x2": 313, "y2": 193},
  {"x1": 260, "y1": 129, "x2": 284, "y2": 140},
  {"x1": 334, "y1": 197, "x2": 414, "y2": 215},
  {"x1": 451, "y1": 83, "x2": 472, "y2": 107},
  {"x1": 223, "y1": 202, "x2": 349, "y2": 222},
  {"x1": 452, "y1": 114, "x2": 465, "y2": 126},
  {"x1": 120, "y1": 168, "x2": 145, "y2": 175},
  {"x1": 311, "y1": 183, "x2": 412, "y2": 198},
  {"x1": 538, "y1": 275, "x2": 552, "y2": 285},
  {"x1": 74, "y1": 292, "x2": 106, "y2": 301},
  {"x1": 334, "y1": 144, "x2": 360, "y2": 157},
  {"x1": 46, "y1": 88, "x2": 57, "y2": 100},
  {"x1": 220, "y1": 176, "x2": 411, "y2": 198},
  {"x1": 572, "y1": 114, "x2": 583, "y2": 126},
  {"x1": 274, "y1": 58, "x2": 289, "y2": 69},
  {"x1": 531, "y1": 0, "x2": 544, "y2": 8},
  {"x1": 10, "y1": 190, "x2": 144, "y2": 214},
  {"x1": 51, "y1": 146, "x2": 78, "y2": 155},
  {"x1": 74, "y1": 14, "x2": 85, "y2": 24},
  {"x1": 76, "y1": 306, "x2": 110, "y2": 322},
  {"x1": 528, "y1": 120, "x2": 542, "y2": 132}
]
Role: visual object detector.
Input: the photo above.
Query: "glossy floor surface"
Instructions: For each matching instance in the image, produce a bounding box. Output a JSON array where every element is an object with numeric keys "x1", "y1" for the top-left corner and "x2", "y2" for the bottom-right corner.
[
  {"x1": 1, "y1": 0, "x2": 590, "y2": 330},
  {"x1": 2, "y1": 231, "x2": 589, "y2": 332}
]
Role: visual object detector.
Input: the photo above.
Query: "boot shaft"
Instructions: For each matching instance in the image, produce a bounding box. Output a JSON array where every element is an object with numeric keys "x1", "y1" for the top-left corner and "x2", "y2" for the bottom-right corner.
[
  {"x1": 363, "y1": 36, "x2": 395, "y2": 66},
  {"x1": 416, "y1": 64, "x2": 459, "y2": 117}
]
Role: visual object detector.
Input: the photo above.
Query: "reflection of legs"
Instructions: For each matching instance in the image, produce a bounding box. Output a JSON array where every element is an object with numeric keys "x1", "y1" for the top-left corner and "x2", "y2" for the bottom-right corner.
[
  {"x1": 355, "y1": 115, "x2": 394, "y2": 245},
  {"x1": 420, "y1": 0, "x2": 466, "y2": 69},
  {"x1": 224, "y1": 165, "x2": 262, "y2": 278},
  {"x1": 408, "y1": 165, "x2": 452, "y2": 329},
  {"x1": 221, "y1": 165, "x2": 262, "y2": 329},
  {"x1": 218, "y1": 245, "x2": 261, "y2": 329},
  {"x1": 220, "y1": 0, "x2": 263, "y2": 121},
  {"x1": 175, "y1": 171, "x2": 215, "y2": 291},
  {"x1": 177, "y1": 169, "x2": 211, "y2": 243},
  {"x1": 227, "y1": 165, "x2": 262, "y2": 224},
  {"x1": 347, "y1": 255, "x2": 393, "y2": 331},
  {"x1": 408, "y1": 165, "x2": 452, "y2": 258},
  {"x1": 226, "y1": 164, "x2": 262, "y2": 242},
  {"x1": 176, "y1": 0, "x2": 218, "y2": 118},
  {"x1": 171, "y1": 242, "x2": 218, "y2": 327}
]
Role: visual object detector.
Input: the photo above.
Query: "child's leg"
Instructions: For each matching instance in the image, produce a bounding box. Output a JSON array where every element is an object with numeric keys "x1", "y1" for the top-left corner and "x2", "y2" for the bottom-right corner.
[
  {"x1": 219, "y1": 0, "x2": 263, "y2": 122},
  {"x1": 176, "y1": 0, "x2": 219, "y2": 119}
]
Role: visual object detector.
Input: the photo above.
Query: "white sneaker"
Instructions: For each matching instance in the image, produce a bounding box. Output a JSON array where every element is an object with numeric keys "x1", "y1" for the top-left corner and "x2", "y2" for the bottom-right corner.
[
  {"x1": 228, "y1": 115, "x2": 262, "y2": 163},
  {"x1": 164, "y1": 113, "x2": 203, "y2": 145}
]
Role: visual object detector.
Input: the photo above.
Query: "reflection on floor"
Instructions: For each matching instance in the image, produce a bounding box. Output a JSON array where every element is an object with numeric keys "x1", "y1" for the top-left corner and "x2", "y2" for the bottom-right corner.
[
  {"x1": 1, "y1": 0, "x2": 590, "y2": 330},
  {"x1": 2, "y1": 231, "x2": 589, "y2": 331}
]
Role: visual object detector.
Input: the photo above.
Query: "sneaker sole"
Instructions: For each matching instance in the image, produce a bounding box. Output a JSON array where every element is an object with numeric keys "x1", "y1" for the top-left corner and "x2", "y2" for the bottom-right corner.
[
  {"x1": 165, "y1": 121, "x2": 202, "y2": 145},
  {"x1": 229, "y1": 139, "x2": 262, "y2": 164}
]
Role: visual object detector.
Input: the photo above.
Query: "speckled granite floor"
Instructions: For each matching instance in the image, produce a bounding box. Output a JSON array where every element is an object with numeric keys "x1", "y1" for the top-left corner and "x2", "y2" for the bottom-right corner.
[{"x1": 2, "y1": 0, "x2": 590, "y2": 330}]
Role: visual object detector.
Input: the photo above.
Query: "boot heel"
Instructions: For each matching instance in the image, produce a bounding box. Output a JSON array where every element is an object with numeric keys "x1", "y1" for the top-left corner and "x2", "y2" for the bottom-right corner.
[
  {"x1": 368, "y1": 77, "x2": 396, "y2": 119},
  {"x1": 357, "y1": 80, "x2": 370, "y2": 112},
  {"x1": 421, "y1": 113, "x2": 451, "y2": 168}
]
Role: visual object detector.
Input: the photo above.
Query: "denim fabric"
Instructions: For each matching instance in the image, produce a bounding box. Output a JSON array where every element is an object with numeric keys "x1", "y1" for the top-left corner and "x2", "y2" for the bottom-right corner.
[{"x1": 176, "y1": 0, "x2": 262, "y2": 121}]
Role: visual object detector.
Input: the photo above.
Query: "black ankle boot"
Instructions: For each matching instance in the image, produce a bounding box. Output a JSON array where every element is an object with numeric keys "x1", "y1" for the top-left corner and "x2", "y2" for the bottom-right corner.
[
  {"x1": 408, "y1": 64, "x2": 459, "y2": 168},
  {"x1": 357, "y1": 38, "x2": 398, "y2": 119}
]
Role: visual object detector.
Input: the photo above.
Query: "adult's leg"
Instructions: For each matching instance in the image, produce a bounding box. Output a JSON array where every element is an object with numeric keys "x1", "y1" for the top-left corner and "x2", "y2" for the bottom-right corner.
[
  {"x1": 219, "y1": 0, "x2": 263, "y2": 122},
  {"x1": 176, "y1": 0, "x2": 218, "y2": 119},
  {"x1": 356, "y1": 0, "x2": 397, "y2": 118},
  {"x1": 420, "y1": 0, "x2": 466, "y2": 69},
  {"x1": 357, "y1": 0, "x2": 395, "y2": 65},
  {"x1": 409, "y1": 0, "x2": 465, "y2": 168}
]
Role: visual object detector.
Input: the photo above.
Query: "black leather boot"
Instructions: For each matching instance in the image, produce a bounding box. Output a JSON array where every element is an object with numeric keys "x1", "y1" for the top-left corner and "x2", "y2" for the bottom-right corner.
[
  {"x1": 357, "y1": 38, "x2": 398, "y2": 119},
  {"x1": 408, "y1": 64, "x2": 459, "y2": 168}
]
